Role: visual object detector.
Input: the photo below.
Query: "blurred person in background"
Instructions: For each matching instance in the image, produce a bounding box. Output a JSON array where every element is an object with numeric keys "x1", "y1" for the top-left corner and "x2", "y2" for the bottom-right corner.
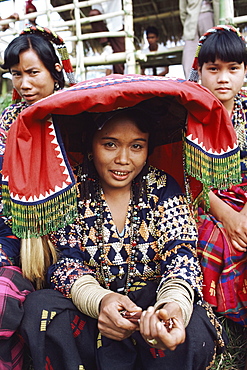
[
  {"x1": 179, "y1": 0, "x2": 219, "y2": 78},
  {"x1": 141, "y1": 26, "x2": 169, "y2": 76}
]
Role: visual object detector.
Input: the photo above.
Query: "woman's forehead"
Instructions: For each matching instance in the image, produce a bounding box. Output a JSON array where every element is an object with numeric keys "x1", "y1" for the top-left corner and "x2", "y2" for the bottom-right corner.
[{"x1": 94, "y1": 117, "x2": 149, "y2": 138}]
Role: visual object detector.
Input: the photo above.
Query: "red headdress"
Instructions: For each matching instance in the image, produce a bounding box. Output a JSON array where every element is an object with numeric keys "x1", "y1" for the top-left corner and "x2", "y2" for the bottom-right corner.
[{"x1": 2, "y1": 74, "x2": 241, "y2": 238}]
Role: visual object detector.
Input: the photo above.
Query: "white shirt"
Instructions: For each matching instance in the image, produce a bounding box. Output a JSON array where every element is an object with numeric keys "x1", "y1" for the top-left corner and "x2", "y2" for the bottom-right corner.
[
  {"x1": 92, "y1": 0, "x2": 123, "y2": 32},
  {"x1": 142, "y1": 44, "x2": 168, "y2": 75}
]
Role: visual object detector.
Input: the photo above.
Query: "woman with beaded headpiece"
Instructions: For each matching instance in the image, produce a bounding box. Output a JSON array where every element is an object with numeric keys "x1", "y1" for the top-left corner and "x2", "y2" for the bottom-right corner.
[
  {"x1": 1, "y1": 74, "x2": 240, "y2": 369},
  {"x1": 188, "y1": 25, "x2": 247, "y2": 327},
  {"x1": 0, "y1": 25, "x2": 75, "y2": 370}
]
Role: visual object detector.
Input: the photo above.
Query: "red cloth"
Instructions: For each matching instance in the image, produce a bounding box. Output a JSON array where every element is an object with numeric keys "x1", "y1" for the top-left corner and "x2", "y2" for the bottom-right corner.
[
  {"x1": 197, "y1": 187, "x2": 247, "y2": 326},
  {"x1": 2, "y1": 74, "x2": 240, "y2": 237},
  {"x1": 25, "y1": 0, "x2": 36, "y2": 14}
]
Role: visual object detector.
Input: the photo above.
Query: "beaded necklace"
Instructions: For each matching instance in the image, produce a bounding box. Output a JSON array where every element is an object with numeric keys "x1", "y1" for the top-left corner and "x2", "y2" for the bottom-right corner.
[
  {"x1": 94, "y1": 181, "x2": 142, "y2": 295},
  {"x1": 232, "y1": 94, "x2": 247, "y2": 151}
]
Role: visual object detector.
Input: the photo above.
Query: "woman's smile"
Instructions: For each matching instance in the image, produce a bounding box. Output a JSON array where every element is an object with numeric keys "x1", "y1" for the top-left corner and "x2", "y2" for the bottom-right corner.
[{"x1": 92, "y1": 115, "x2": 149, "y2": 193}]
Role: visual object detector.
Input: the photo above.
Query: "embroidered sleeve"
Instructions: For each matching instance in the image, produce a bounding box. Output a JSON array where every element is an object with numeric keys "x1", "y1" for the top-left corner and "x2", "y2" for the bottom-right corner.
[
  {"x1": 47, "y1": 222, "x2": 95, "y2": 297},
  {"x1": 156, "y1": 193, "x2": 203, "y2": 298},
  {"x1": 148, "y1": 169, "x2": 203, "y2": 298},
  {"x1": 48, "y1": 257, "x2": 95, "y2": 297},
  {"x1": 0, "y1": 218, "x2": 20, "y2": 267},
  {"x1": 0, "y1": 103, "x2": 27, "y2": 133}
]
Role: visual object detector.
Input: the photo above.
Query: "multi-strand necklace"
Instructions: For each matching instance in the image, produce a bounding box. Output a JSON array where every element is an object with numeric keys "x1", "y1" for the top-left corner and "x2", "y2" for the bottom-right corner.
[
  {"x1": 94, "y1": 182, "x2": 142, "y2": 295},
  {"x1": 232, "y1": 94, "x2": 247, "y2": 151}
]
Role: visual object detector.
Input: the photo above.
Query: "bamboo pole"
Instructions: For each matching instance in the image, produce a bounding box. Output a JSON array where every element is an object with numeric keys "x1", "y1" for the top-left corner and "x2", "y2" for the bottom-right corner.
[
  {"x1": 234, "y1": 15, "x2": 247, "y2": 24},
  {"x1": 51, "y1": 11, "x2": 125, "y2": 28},
  {"x1": 123, "y1": 0, "x2": 135, "y2": 74},
  {"x1": 219, "y1": 0, "x2": 234, "y2": 24},
  {"x1": 78, "y1": 45, "x2": 183, "y2": 67},
  {"x1": 74, "y1": 0, "x2": 86, "y2": 80},
  {"x1": 45, "y1": 0, "x2": 52, "y2": 29},
  {"x1": 133, "y1": 10, "x2": 180, "y2": 23},
  {"x1": 0, "y1": 0, "x2": 116, "y2": 30}
]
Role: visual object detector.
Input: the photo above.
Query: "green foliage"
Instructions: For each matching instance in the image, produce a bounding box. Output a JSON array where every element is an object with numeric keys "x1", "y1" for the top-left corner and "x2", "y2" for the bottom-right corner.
[{"x1": 0, "y1": 93, "x2": 12, "y2": 114}]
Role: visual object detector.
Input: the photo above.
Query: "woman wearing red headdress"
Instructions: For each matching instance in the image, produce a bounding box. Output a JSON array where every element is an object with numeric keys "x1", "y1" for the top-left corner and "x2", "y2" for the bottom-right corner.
[
  {"x1": 0, "y1": 25, "x2": 75, "y2": 370},
  {"x1": 1, "y1": 74, "x2": 239, "y2": 369}
]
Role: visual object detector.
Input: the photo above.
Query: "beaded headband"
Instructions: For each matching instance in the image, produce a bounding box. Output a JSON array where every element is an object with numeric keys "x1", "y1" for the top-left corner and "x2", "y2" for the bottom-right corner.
[
  {"x1": 188, "y1": 25, "x2": 244, "y2": 82},
  {"x1": 12, "y1": 25, "x2": 76, "y2": 102}
]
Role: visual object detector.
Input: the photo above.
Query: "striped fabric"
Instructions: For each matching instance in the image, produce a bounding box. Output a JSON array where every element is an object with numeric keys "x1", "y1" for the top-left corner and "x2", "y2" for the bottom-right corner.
[
  {"x1": 0, "y1": 266, "x2": 34, "y2": 369},
  {"x1": 197, "y1": 91, "x2": 247, "y2": 326}
]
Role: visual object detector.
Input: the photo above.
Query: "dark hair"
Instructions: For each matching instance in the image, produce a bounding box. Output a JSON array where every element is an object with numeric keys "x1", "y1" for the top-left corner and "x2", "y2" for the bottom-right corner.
[
  {"x1": 198, "y1": 29, "x2": 247, "y2": 67},
  {"x1": 79, "y1": 107, "x2": 153, "y2": 201},
  {"x1": 146, "y1": 26, "x2": 159, "y2": 38},
  {"x1": 1, "y1": 34, "x2": 65, "y2": 89},
  {"x1": 83, "y1": 108, "x2": 155, "y2": 157}
]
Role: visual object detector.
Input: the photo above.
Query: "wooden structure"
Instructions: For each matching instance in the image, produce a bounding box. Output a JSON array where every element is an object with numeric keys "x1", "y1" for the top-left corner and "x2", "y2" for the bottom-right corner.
[{"x1": 0, "y1": 0, "x2": 246, "y2": 80}]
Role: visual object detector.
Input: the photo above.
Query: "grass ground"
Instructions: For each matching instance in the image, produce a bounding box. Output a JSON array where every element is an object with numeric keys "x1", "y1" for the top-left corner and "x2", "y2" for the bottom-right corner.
[{"x1": 212, "y1": 317, "x2": 247, "y2": 370}]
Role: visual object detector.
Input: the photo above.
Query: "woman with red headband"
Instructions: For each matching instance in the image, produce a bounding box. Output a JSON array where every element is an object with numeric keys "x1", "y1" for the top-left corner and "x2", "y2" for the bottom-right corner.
[
  {"x1": 189, "y1": 25, "x2": 247, "y2": 328},
  {"x1": 1, "y1": 74, "x2": 237, "y2": 369},
  {"x1": 0, "y1": 25, "x2": 75, "y2": 370}
]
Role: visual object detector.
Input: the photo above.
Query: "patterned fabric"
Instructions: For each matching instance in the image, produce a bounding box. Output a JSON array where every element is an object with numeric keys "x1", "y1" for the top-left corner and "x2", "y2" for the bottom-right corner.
[
  {"x1": 0, "y1": 266, "x2": 34, "y2": 370},
  {"x1": 0, "y1": 103, "x2": 30, "y2": 369},
  {"x1": 48, "y1": 167, "x2": 202, "y2": 299},
  {"x1": 0, "y1": 218, "x2": 20, "y2": 267},
  {"x1": 0, "y1": 102, "x2": 26, "y2": 263},
  {"x1": 0, "y1": 102, "x2": 27, "y2": 214},
  {"x1": 2, "y1": 74, "x2": 241, "y2": 239},
  {"x1": 20, "y1": 284, "x2": 227, "y2": 370},
  {"x1": 197, "y1": 91, "x2": 247, "y2": 326},
  {"x1": 0, "y1": 102, "x2": 27, "y2": 137}
]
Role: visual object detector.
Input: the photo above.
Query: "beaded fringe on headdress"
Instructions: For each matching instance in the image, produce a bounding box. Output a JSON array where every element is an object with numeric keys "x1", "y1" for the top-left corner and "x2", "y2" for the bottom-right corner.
[
  {"x1": 183, "y1": 133, "x2": 241, "y2": 208},
  {"x1": 2, "y1": 75, "x2": 241, "y2": 238},
  {"x1": 2, "y1": 184, "x2": 78, "y2": 239}
]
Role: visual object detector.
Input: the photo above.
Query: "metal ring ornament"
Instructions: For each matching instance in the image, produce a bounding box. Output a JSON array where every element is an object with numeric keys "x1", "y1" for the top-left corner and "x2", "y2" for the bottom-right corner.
[{"x1": 147, "y1": 338, "x2": 158, "y2": 346}]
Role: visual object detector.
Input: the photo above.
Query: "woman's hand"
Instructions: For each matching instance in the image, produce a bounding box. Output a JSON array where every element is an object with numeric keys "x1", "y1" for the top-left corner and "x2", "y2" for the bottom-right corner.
[
  {"x1": 209, "y1": 191, "x2": 247, "y2": 252},
  {"x1": 139, "y1": 302, "x2": 185, "y2": 351},
  {"x1": 222, "y1": 207, "x2": 247, "y2": 252},
  {"x1": 98, "y1": 292, "x2": 142, "y2": 341}
]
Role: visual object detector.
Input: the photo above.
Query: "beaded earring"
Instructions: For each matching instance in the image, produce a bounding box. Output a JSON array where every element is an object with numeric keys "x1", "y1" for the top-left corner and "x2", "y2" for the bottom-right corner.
[{"x1": 54, "y1": 81, "x2": 60, "y2": 91}]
